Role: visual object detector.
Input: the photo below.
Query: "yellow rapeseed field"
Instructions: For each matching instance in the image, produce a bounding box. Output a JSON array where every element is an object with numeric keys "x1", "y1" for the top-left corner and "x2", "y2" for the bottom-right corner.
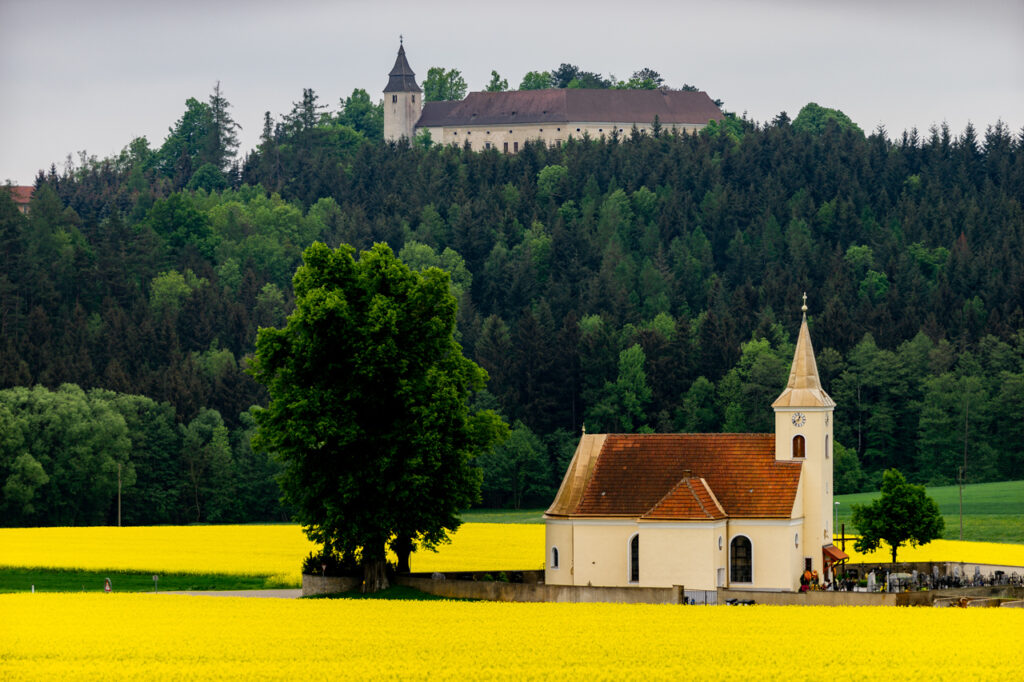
[
  {"x1": 837, "y1": 537, "x2": 1024, "y2": 566},
  {"x1": 4, "y1": 524, "x2": 1023, "y2": 586},
  {"x1": 0, "y1": 524, "x2": 546, "y2": 585},
  {"x1": 2, "y1": 593, "x2": 1021, "y2": 680}
]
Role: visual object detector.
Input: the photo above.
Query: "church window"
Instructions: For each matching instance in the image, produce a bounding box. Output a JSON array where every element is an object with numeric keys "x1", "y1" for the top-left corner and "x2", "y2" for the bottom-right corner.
[
  {"x1": 485, "y1": 142, "x2": 491, "y2": 150},
  {"x1": 730, "y1": 536, "x2": 752, "y2": 583},
  {"x1": 504, "y1": 142, "x2": 508, "y2": 153},
  {"x1": 793, "y1": 435, "x2": 805, "y2": 458},
  {"x1": 513, "y1": 142, "x2": 519, "y2": 152},
  {"x1": 392, "y1": 95, "x2": 397, "y2": 103},
  {"x1": 825, "y1": 435, "x2": 830, "y2": 459},
  {"x1": 551, "y1": 547, "x2": 559, "y2": 569},
  {"x1": 628, "y1": 534, "x2": 640, "y2": 583},
  {"x1": 577, "y1": 128, "x2": 581, "y2": 132},
  {"x1": 599, "y1": 128, "x2": 603, "y2": 132},
  {"x1": 557, "y1": 127, "x2": 561, "y2": 131},
  {"x1": 718, "y1": 536, "x2": 723, "y2": 550}
]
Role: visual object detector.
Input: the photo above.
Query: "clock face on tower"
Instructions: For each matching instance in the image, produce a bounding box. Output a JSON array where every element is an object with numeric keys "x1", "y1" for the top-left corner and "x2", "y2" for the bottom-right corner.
[{"x1": 791, "y1": 412, "x2": 806, "y2": 427}]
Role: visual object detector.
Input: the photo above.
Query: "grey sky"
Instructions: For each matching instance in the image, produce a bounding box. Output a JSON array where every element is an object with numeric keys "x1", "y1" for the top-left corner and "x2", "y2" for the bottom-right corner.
[{"x1": 2, "y1": 0, "x2": 1022, "y2": 185}]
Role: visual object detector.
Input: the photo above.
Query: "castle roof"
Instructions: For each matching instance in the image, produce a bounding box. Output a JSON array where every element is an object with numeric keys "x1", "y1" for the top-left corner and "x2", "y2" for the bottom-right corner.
[
  {"x1": 416, "y1": 88, "x2": 723, "y2": 128},
  {"x1": 772, "y1": 312, "x2": 835, "y2": 408},
  {"x1": 384, "y1": 44, "x2": 421, "y2": 93},
  {"x1": 546, "y1": 433, "x2": 801, "y2": 521}
]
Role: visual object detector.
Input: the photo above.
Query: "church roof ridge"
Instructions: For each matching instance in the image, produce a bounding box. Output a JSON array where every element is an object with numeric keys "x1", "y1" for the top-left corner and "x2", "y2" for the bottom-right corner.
[{"x1": 772, "y1": 295, "x2": 835, "y2": 408}]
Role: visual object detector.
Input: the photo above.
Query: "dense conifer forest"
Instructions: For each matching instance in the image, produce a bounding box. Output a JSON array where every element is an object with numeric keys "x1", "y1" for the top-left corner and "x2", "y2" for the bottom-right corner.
[{"x1": 2, "y1": 89, "x2": 1022, "y2": 524}]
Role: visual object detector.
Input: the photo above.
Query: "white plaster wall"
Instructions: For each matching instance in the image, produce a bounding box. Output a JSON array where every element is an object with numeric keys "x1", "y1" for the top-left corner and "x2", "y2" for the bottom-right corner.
[
  {"x1": 420, "y1": 121, "x2": 705, "y2": 152},
  {"x1": 544, "y1": 520, "x2": 574, "y2": 585}
]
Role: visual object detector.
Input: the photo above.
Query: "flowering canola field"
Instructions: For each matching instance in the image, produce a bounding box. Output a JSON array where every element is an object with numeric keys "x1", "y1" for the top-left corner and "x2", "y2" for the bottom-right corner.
[
  {"x1": 0, "y1": 524, "x2": 546, "y2": 585},
  {"x1": 3, "y1": 524, "x2": 1023, "y2": 587},
  {"x1": 2, "y1": 593, "x2": 1021, "y2": 681},
  {"x1": 838, "y1": 537, "x2": 1024, "y2": 566}
]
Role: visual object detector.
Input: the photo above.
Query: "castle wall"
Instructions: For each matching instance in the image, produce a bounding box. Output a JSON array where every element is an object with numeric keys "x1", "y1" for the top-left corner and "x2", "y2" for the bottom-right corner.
[{"x1": 418, "y1": 120, "x2": 708, "y2": 151}]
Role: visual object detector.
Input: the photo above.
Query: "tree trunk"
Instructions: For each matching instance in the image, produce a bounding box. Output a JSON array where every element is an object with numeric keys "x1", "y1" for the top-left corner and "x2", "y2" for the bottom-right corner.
[
  {"x1": 362, "y1": 558, "x2": 389, "y2": 593},
  {"x1": 393, "y1": 536, "x2": 413, "y2": 574}
]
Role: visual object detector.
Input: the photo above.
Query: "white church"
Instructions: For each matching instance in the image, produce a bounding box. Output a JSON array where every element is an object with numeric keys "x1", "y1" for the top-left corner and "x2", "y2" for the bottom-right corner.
[{"x1": 544, "y1": 300, "x2": 848, "y2": 592}]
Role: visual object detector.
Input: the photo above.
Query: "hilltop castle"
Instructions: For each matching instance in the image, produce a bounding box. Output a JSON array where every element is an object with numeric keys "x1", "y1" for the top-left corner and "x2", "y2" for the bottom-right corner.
[{"x1": 384, "y1": 44, "x2": 725, "y2": 151}]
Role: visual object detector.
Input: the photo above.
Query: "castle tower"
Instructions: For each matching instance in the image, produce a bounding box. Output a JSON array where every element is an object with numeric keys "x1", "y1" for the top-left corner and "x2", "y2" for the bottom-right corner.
[
  {"x1": 772, "y1": 294, "x2": 837, "y2": 576},
  {"x1": 383, "y1": 41, "x2": 422, "y2": 141}
]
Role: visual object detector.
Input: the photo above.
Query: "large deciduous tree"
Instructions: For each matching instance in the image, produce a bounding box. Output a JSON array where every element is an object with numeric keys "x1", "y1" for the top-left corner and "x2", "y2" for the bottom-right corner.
[
  {"x1": 851, "y1": 468, "x2": 945, "y2": 564},
  {"x1": 251, "y1": 242, "x2": 505, "y2": 591},
  {"x1": 423, "y1": 67, "x2": 468, "y2": 102}
]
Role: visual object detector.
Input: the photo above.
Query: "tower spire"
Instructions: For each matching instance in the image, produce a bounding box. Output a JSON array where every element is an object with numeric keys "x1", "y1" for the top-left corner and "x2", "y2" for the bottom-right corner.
[{"x1": 772, "y1": 295, "x2": 835, "y2": 408}]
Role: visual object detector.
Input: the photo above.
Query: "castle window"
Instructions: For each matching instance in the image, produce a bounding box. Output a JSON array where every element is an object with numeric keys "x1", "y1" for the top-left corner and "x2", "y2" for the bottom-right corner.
[
  {"x1": 485, "y1": 142, "x2": 491, "y2": 150},
  {"x1": 392, "y1": 95, "x2": 397, "y2": 103},
  {"x1": 514, "y1": 142, "x2": 519, "y2": 152},
  {"x1": 551, "y1": 547, "x2": 559, "y2": 569},
  {"x1": 504, "y1": 142, "x2": 508, "y2": 153},
  {"x1": 628, "y1": 534, "x2": 639, "y2": 583},
  {"x1": 793, "y1": 435, "x2": 805, "y2": 458},
  {"x1": 412, "y1": 96, "x2": 415, "y2": 103},
  {"x1": 730, "y1": 536, "x2": 752, "y2": 583}
]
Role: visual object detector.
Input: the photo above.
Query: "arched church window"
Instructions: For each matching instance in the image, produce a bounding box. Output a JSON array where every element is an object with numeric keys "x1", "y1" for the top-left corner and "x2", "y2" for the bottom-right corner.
[
  {"x1": 629, "y1": 534, "x2": 639, "y2": 583},
  {"x1": 551, "y1": 547, "x2": 559, "y2": 569},
  {"x1": 793, "y1": 435, "x2": 805, "y2": 458},
  {"x1": 730, "y1": 536, "x2": 752, "y2": 583}
]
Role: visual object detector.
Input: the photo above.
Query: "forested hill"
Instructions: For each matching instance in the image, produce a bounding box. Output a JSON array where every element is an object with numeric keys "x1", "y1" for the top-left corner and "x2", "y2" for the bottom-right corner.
[{"x1": 2, "y1": 107, "x2": 1023, "y2": 524}]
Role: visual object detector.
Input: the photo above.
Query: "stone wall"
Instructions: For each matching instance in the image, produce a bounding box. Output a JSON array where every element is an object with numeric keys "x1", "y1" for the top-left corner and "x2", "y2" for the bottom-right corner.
[
  {"x1": 301, "y1": 574, "x2": 361, "y2": 597},
  {"x1": 395, "y1": 572, "x2": 684, "y2": 604}
]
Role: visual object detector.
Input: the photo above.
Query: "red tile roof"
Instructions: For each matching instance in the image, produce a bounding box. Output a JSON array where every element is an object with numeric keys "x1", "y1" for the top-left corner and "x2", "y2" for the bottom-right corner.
[
  {"x1": 7, "y1": 186, "x2": 33, "y2": 205},
  {"x1": 550, "y1": 434, "x2": 800, "y2": 520},
  {"x1": 644, "y1": 477, "x2": 727, "y2": 520},
  {"x1": 416, "y1": 89, "x2": 724, "y2": 128}
]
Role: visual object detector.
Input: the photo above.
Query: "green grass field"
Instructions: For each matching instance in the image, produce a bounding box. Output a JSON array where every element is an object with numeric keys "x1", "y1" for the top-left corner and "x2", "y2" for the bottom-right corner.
[
  {"x1": 460, "y1": 508, "x2": 546, "y2": 524},
  {"x1": 0, "y1": 568, "x2": 274, "y2": 594},
  {"x1": 835, "y1": 480, "x2": 1024, "y2": 544}
]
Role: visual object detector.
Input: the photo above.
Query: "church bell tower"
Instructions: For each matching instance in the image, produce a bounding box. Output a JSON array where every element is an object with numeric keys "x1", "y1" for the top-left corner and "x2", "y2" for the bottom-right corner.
[
  {"x1": 772, "y1": 294, "x2": 837, "y2": 575},
  {"x1": 383, "y1": 39, "x2": 422, "y2": 142}
]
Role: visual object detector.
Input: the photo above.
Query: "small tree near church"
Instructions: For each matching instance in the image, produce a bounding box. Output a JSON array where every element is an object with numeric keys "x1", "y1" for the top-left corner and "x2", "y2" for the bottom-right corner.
[
  {"x1": 251, "y1": 242, "x2": 506, "y2": 592},
  {"x1": 851, "y1": 468, "x2": 945, "y2": 565}
]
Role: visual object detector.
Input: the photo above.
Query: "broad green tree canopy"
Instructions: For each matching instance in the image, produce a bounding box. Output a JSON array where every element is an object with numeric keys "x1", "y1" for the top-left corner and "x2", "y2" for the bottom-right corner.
[
  {"x1": 423, "y1": 67, "x2": 468, "y2": 102},
  {"x1": 851, "y1": 468, "x2": 945, "y2": 563},
  {"x1": 251, "y1": 242, "x2": 505, "y2": 590}
]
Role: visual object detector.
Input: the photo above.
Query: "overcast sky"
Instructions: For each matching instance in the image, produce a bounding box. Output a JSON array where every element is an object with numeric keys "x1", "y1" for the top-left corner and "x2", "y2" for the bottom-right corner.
[{"x1": 2, "y1": 0, "x2": 1022, "y2": 186}]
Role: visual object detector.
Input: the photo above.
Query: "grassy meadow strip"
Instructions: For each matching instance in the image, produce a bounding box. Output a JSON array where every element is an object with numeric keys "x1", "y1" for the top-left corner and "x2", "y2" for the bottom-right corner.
[
  {"x1": 0, "y1": 523, "x2": 546, "y2": 586},
  {"x1": 2, "y1": 593, "x2": 1021, "y2": 681}
]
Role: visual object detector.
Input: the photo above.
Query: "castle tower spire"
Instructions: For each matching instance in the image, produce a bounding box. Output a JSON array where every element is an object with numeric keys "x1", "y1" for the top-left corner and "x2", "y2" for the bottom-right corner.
[{"x1": 384, "y1": 41, "x2": 422, "y2": 141}]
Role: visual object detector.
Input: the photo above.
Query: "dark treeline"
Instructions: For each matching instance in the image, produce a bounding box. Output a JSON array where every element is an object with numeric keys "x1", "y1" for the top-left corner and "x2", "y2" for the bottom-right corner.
[{"x1": 2, "y1": 93, "x2": 1023, "y2": 522}]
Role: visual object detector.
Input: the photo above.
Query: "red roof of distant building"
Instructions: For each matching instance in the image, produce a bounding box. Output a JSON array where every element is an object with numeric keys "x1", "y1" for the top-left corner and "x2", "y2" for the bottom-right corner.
[
  {"x1": 417, "y1": 89, "x2": 724, "y2": 128},
  {"x1": 7, "y1": 186, "x2": 33, "y2": 205},
  {"x1": 548, "y1": 433, "x2": 801, "y2": 520}
]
